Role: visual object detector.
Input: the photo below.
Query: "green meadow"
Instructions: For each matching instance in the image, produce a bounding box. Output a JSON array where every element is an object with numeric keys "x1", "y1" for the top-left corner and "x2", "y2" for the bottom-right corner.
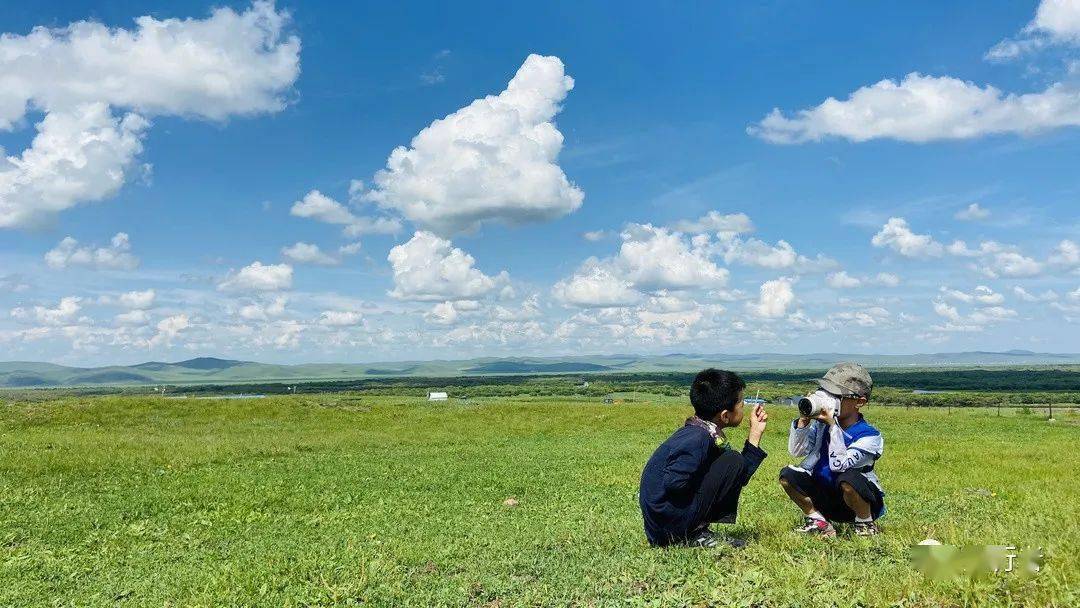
[{"x1": 1, "y1": 394, "x2": 1076, "y2": 607}]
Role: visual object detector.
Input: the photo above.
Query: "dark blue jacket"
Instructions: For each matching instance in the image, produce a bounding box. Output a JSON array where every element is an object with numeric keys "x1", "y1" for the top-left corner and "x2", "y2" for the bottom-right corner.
[{"x1": 638, "y1": 424, "x2": 767, "y2": 546}]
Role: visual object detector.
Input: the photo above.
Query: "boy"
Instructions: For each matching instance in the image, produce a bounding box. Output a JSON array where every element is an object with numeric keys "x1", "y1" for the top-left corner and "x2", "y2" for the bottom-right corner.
[
  {"x1": 639, "y1": 368, "x2": 768, "y2": 548},
  {"x1": 779, "y1": 362, "x2": 885, "y2": 537}
]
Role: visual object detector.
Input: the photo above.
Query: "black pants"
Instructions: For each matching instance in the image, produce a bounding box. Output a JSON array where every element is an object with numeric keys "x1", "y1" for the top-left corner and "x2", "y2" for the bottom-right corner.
[
  {"x1": 779, "y1": 466, "x2": 884, "y2": 522},
  {"x1": 689, "y1": 449, "x2": 748, "y2": 530}
]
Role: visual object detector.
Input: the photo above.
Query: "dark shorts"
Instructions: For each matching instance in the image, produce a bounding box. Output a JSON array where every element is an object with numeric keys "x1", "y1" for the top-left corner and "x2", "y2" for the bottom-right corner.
[{"x1": 779, "y1": 466, "x2": 885, "y2": 522}]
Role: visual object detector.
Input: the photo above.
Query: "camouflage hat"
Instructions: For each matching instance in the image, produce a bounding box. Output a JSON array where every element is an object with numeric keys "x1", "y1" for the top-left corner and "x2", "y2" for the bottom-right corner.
[{"x1": 817, "y1": 362, "x2": 873, "y2": 398}]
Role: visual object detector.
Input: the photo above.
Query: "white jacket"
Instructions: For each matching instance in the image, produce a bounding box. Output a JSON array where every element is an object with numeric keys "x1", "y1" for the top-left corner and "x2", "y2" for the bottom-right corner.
[{"x1": 787, "y1": 416, "x2": 884, "y2": 492}]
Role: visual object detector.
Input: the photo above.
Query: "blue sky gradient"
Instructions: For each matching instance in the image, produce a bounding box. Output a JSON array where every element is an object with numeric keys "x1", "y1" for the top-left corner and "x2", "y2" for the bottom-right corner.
[{"x1": 1, "y1": 1, "x2": 1078, "y2": 364}]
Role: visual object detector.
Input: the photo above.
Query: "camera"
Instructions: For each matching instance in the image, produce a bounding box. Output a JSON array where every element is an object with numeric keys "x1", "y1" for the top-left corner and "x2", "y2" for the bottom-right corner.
[{"x1": 798, "y1": 389, "x2": 840, "y2": 418}]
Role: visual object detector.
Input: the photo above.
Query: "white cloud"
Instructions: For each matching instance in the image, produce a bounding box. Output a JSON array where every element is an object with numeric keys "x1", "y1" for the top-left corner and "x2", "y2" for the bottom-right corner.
[
  {"x1": 282, "y1": 242, "x2": 338, "y2": 266},
  {"x1": 2, "y1": 106, "x2": 149, "y2": 228},
  {"x1": 787, "y1": 310, "x2": 831, "y2": 331},
  {"x1": 941, "y1": 285, "x2": 1005, "y2": 305},
  {"x1": 364, "y1": 54, "x2": 583, "y2": 234},
  {"x1": 633, "y1": 304, "x2": 712, "y2": 344},
  {"x1": 689, "y1": 213, "x2": 829, "y2": 270},
  {"x1": 931, "y1": 294, "x2": 1017, "y2": 332},
  {"x1": 981, "y1": 251, "x2": 1043, "y2": 278},
  {"x1": 644, "y1": 291, "x2": 699, "y2": 314},
  {"x1": 826, "y1": 271, "x2": 862, "y2": 289},
  {"x1": 419, "y1": 49, "x2": 451, "y2": 86},
  {"x1": 238, "y1": 295, "x2": 287, "y2": 320},
  {"x1": 947, "y1": 240, "x2": 1004, "y2": 258},
  {"x1": 984, "y1": 37, "x2": 1049, "y2": 62},
  {"x1": 290, "y1": 190, "x2": 354, "y2": 224},
  {"x1": 553, "y1": 224, "x2": 729, "y2": 308},
  {"x1": 750, "y1": 72, "x2": 1080, "y2": 144},
  {"x1": 872, "y1": 272, "x2": 901, "y2": 287},
  {"x1": 119, "y1": 289, "x2": 155, "y2": 309},
  {"x1": 582, "y1": 230, "x2": 608, "y2": 242},
  {"x1": 670, "y1": 211, "x2": 754, "y2": 236},
  {"x1": 318, "y1": 310, "x2": 363, "y2": 327},
  {"x1": 944, "y1": 239, "x2": 1043, "y2": 277},
  {"x1": 1030, "y1": 0, "x2": 1080, "y2": 41},
  {"x1": 339, "y1": 242, "x2": 363, "y2": 256},
  {"x1": 347, "y1": 179, "x2": 366, "y2": 203},
  {"x1": 830, "y1": 306, "x2": 891, "y2": 328},
  {"x1": 0, "y1": 274, "x2": 31, "y2": 292},
  {"x1": 425, "y1": 301, "x2": 463, "y2": 325},
  {"x1": 720, "y1": 237, "x2": 798, "y2": 268},
  {"x1": 748, "y1": 277, "x2": 795, "y2": 319},
  {"x1": 387, "y1": 231, "x2": 504, "y2": 301},
  {"x1": 552, "y1": 258, "x2": 640, "y2": 308},
  {"x1": 955, "y1": 203, "x2": 990, "y2": 221},
  {"x1": 1013, "y1": 286, "x2": 1059, "y2": 302},
  {"x1": 269, "y1": 320, "x2": 303, "y2": 349},
  {"x1": 0, "y1": 2, "x2": 300, "y2": 228},
  {"x1": 11, "y1": 296, "x2": 82, "y2": 325},
  {"x1": 289, "y1": 190, "x2": 401, "y2": 237},
  {"x1": 44, "y1": 232, "x2": 139, "y2": 270},
  {"x1": 218, "y1": 261, "x2": 293, "y2": 292},
  {"x1": 115, "y1": 309, "x2": 150, "y2": 326},
  {"x1": 493, "y1": 294, "x2": 543, "y2": 321},
  {"x1": 1048, "y1": 286, "x2": 1080, "y2": 318},
  {"x1": 940, "y1": 287, "x2": 974, "y2": 304},
  {"x1": 1049, "y1": 239, "x2": 1080, "y2": 271},
  {"x1": 968, "y1": 306, "x2": 1018, "y2": 324},
  {"x1": 148, "y1": 314, "x2": 189, "y2": 348},
  {"x1": 933, "y1": 300, "x2": 963, "y2": 322},
  {"x1": 964, "y1": 286, "x2": 1001, "y2": 304},
  {"x1": 871, "y1": 217, "x2": 944, "y2": 257},
  {"x1": 987, "y1": 0, "x2": 1080, "y2": 60},
  {"x1": 0, "y1": 2, "x2": 299, "y2": 126},
  {"x1": 617, "y1": 224, "x2": 729, "y2": 290}
]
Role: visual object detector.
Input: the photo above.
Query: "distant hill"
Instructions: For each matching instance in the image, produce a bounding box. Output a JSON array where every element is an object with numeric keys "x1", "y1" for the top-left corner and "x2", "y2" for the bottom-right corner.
[
  {"x1": 463, "y1": 361, "x2": 614, "y2": 374},
  {"x1": 2, "y1": 351, "x2": 1079, "y2": 388},
  {"x1": 173, "y1": 357, "x2": 246, "y2": 370}
]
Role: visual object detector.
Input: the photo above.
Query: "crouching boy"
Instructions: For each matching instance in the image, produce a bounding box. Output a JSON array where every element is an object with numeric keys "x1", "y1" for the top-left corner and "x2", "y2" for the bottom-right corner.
[
  {"x1": 779, "y1": 362, "x2": 885, "y2": 537},
  {"x1": 639, "y1": 368, "x2": 768, "y2": 548}
]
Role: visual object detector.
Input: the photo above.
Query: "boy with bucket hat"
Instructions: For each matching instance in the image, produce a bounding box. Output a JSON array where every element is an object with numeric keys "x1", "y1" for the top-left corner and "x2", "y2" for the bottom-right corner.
[{"x1": 778, "y1": 362, "x2": 885, "y2": 537}]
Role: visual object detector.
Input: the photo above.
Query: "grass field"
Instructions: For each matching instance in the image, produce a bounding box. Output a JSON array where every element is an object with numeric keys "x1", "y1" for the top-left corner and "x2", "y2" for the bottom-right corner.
[{"x1": 1, "y1": 394, "x2": 1077, "y2": 607}]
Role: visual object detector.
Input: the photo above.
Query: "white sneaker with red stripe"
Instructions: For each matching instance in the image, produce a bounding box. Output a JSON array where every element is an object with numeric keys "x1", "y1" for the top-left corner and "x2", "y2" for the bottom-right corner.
[{"x1": 794, "y1": 516, "x2": 836, "y2": 537}]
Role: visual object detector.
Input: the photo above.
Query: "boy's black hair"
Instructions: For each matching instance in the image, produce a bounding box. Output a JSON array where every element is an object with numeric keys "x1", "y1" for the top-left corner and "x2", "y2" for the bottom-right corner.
[{"x1": 690, "y1": 368, "x2": 746, "y2": 420}]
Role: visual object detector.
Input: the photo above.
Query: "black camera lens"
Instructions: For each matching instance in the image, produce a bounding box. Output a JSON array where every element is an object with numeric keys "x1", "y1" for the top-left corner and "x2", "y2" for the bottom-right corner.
[{"x1": 798, "y1": 397, "x2": 813, "y2": 416}]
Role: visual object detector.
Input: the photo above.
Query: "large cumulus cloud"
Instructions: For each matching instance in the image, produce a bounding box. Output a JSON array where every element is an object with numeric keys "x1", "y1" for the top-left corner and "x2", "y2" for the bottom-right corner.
[
  {"x1": 363, "y1": 54, "x2": 583, "y2": 235},
  {"x1": 0, "y1": 1, "x2": 300, "y2": 228}
]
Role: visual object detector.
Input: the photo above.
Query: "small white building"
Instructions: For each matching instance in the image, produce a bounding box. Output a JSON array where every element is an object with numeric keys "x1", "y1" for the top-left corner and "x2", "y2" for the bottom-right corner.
[{"x1": 428, "y1": 391, "x2": 448, "y2": 401}]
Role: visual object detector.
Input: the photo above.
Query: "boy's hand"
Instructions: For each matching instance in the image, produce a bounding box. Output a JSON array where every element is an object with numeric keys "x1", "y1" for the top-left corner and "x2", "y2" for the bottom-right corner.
[
  {"x1": 747, "y1": 404, "x2": 768, "y2": 446},
  {"x1": 814, "y1": 407, "x2": 835, "y2": 426}
]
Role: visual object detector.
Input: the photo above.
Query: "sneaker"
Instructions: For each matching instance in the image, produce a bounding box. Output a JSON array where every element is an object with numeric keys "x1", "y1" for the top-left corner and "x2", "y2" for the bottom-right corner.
[
  {"x1": 684, "y1": 528, "x2": 748, "y2": 549},
  {"x1": 854, "y1": 521, "x2": 881, "y2": 536},
  {"x1": 686, "y1": 528, "x2": 719, "y2": 548},
  {"x1": 794, "y1": 516, "x2": 836, "y2": 538}
]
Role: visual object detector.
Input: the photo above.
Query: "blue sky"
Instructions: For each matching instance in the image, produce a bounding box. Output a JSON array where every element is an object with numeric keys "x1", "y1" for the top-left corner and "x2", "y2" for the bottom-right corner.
[{"x1": 1, "y1": 0, "x2": 1078, "y2": 365}]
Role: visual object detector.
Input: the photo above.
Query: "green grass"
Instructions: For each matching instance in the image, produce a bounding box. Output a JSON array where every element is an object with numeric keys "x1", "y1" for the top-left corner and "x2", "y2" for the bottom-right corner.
[{"x1": 1, "y1": 395, "x2": 1076, "y2": 607}]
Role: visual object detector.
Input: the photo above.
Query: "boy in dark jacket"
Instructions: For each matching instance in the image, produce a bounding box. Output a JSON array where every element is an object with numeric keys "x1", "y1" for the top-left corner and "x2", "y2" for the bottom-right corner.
[{"x1": 639, "y1": 368, "x2": 768, "y2": 548}]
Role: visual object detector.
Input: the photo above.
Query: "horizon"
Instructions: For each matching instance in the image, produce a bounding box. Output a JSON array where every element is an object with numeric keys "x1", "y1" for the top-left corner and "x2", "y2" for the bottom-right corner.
[
  {"x1": 2, "y1": 1, "x2": 1080, "y2": 366},
  {"x1": 5, "y1": 349, "x2": 1080, "y2": 370}
]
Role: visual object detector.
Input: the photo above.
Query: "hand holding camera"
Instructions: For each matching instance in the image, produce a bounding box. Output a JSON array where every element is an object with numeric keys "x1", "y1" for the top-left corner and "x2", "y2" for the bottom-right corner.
[
  {"x1": 797, "y1": 389, "x2": 840, "y2": 426},
  {"x1": 813, "y1": 406, "x2": 836, "y2": 426}
]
